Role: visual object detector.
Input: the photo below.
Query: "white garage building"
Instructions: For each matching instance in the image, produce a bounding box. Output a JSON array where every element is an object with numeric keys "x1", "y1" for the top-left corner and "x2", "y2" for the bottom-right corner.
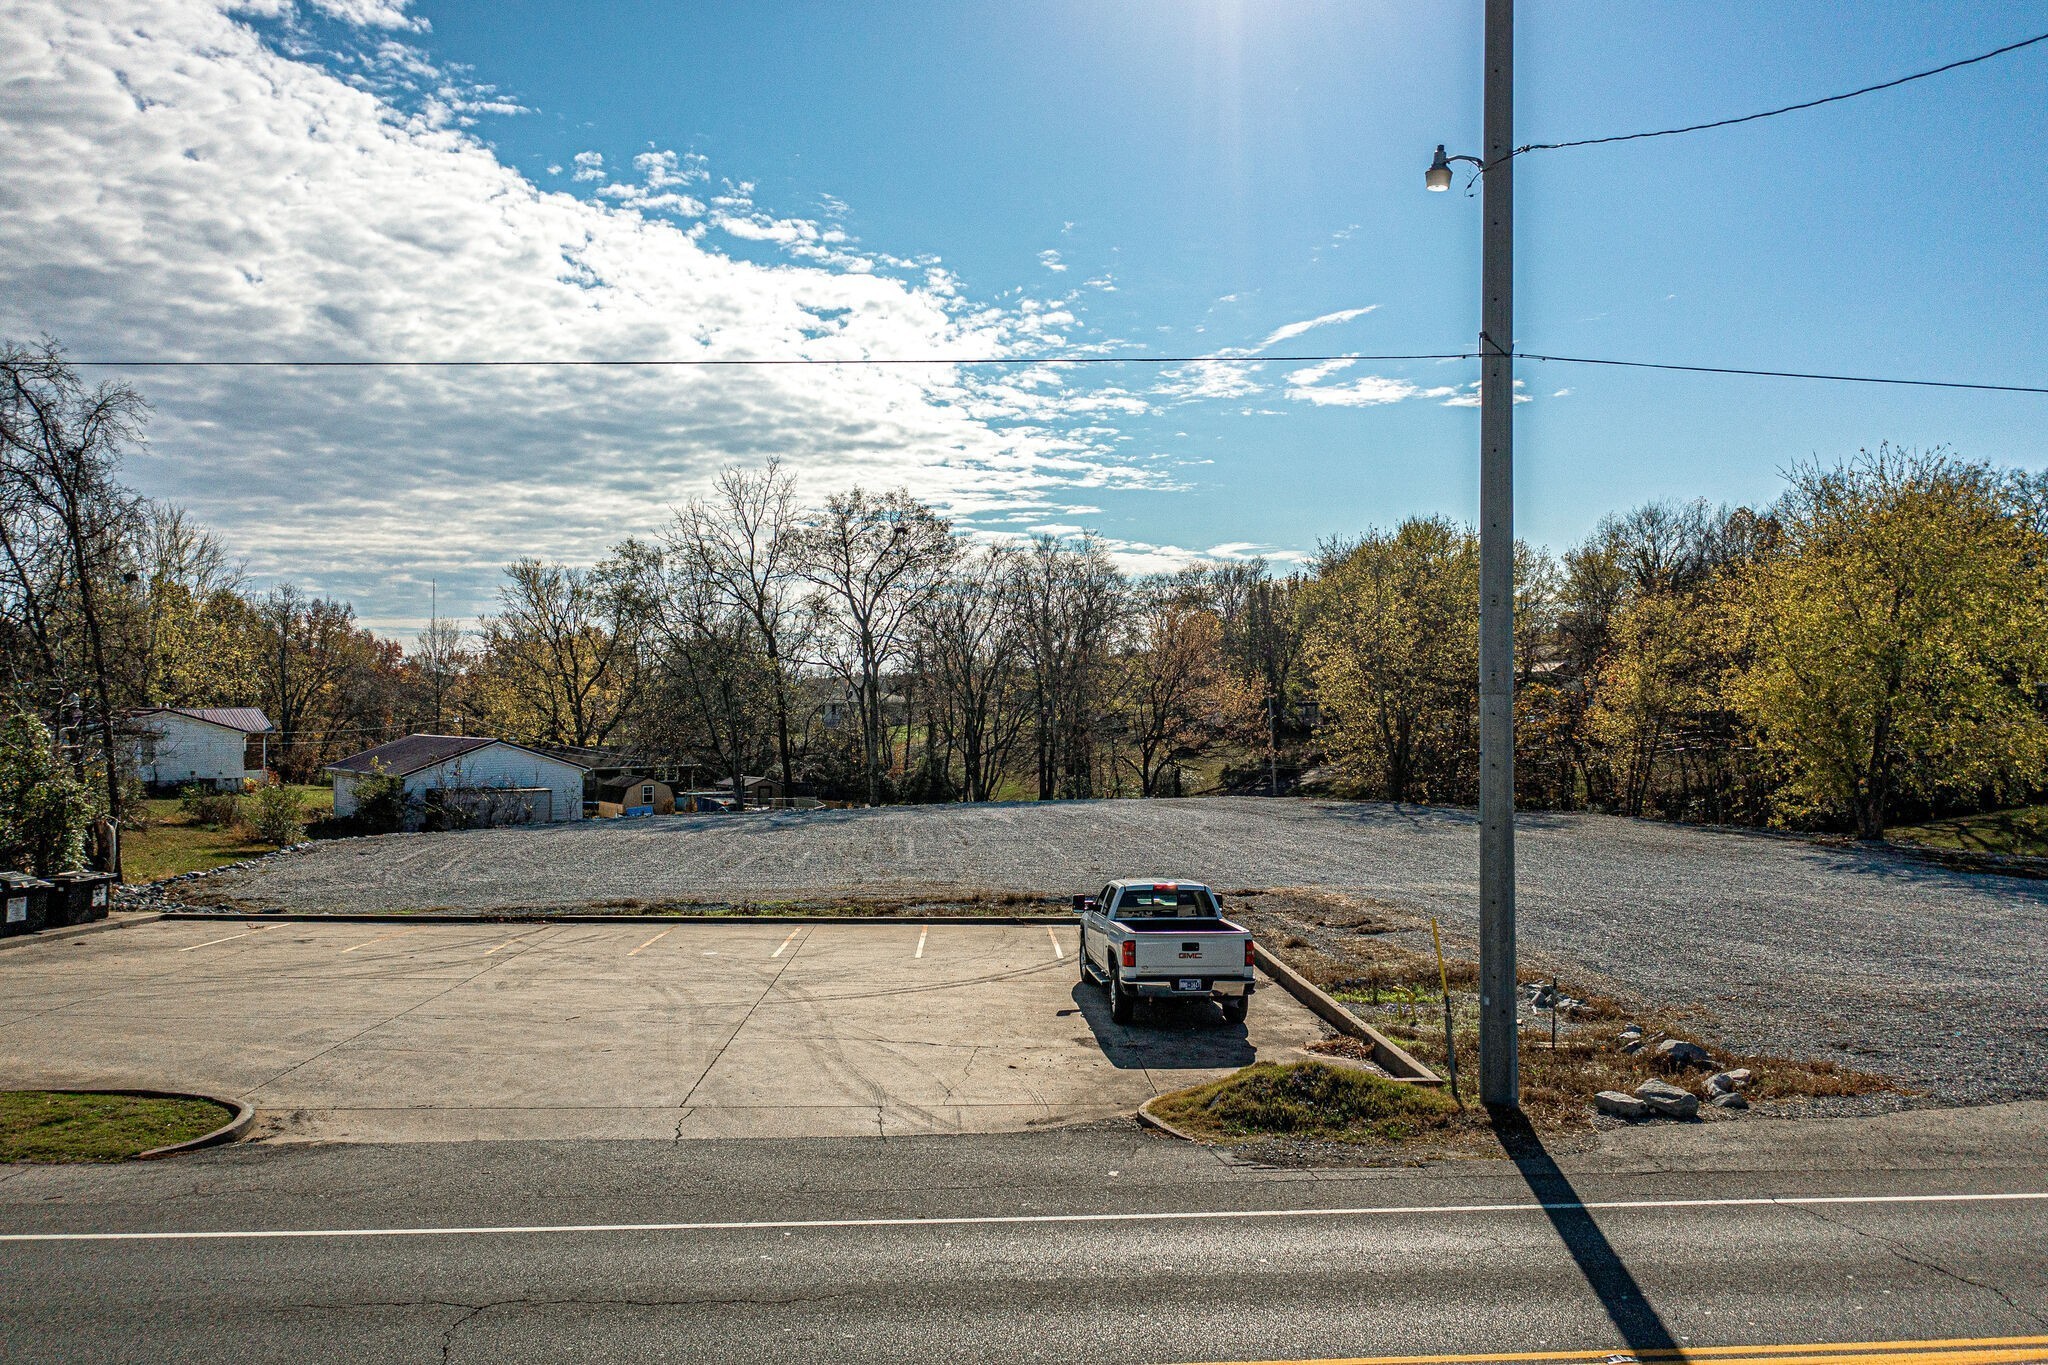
[
  {"x1": 125, "y1": 707, "x2": 273, "y2": 790},
  {"x1": 328, "y1": 735, "x2": 588, "y2": 824}
]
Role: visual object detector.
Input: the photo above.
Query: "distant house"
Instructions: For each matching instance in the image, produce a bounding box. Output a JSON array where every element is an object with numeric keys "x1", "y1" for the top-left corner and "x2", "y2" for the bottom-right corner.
[
  {"x1": 594, "y1": 773, "x2": 675, "y2": 816},
  {"x1": 125, "y1": 707, "x2": 274, "y2": 791},
  {"x1": 714, "y1": 774, "x2": 785, "y2": 805},
  {"x1": 327, "y1": 735, "x2": 588, "y2": 824}
]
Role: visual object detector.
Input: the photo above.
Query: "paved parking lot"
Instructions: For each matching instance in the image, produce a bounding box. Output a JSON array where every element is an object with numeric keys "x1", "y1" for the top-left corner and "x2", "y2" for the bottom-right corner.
[
  {"x1": 192, "y1": 799, "x2": 2048, "y2": 1100},
  {"x1": 0, "y1": 919, "x2": 1324, "y2": 1143}
]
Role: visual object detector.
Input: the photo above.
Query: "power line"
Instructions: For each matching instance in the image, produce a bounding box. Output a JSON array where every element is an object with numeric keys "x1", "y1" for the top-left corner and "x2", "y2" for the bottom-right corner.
[
  {"x1": 1515, "y1": 352, "x2": 2048, "y2": 396},
  {"x1": 1513, "y1": 29, "x2": 2048, "y2": 158},
  {"x1": 70, "y1": 352, "x2": 1476, "y2": 369},
  {"x1": 65, "y1": 349, "x2": 2047, "y2": 394}
]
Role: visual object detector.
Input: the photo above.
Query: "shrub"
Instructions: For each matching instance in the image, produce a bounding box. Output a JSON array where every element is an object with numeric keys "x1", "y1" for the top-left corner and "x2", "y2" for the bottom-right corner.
[
  {"x1": 1149, "y1": 1061, "x2": 1460, "y2": 1143},
  {"x1": 242, "y1": 782, "x2": 305, "y2": 846},
  {"x1": 178, "y1": 784, "x2": 241, "y2": 829},
  {"x1": 350, "y1": 769, "x2": 415, "y2": 834},
  {"x1": 0, "y1": 712, "x2": 95, "y2": 876}
]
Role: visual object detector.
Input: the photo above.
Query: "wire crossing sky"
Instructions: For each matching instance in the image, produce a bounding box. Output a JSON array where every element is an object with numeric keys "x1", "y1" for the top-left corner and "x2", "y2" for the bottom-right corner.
[{"x1": 4, "y1": 0, "x2": 2045, "y2": 631}]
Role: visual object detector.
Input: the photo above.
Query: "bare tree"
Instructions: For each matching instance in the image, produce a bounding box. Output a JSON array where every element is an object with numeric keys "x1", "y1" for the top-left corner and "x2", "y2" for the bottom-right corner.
[
  {"x1": 915, "y1": 544, "x2": 1029, "y2": 801},
  {"x1": 647, "y1": 547, "x2": 776, "y2": 805},
  {"x1": 795, "y1": 489, "x2": 954, "y2": 805},
  {"x1": 474, "y1": 546, "x2": 654, "y2": 748},
  {"x1": 1015, "y1": 534, "x2": 1125, "y2": 799},
  {"x1": 666, "y1": 460, "x2": 807, "y2": 791},
  {"x1": 409, "y1": 582, "x2": 469, "y2": 733},
  {"x1": 0, "y1": 340, "x2": 148, "y2": 818}
]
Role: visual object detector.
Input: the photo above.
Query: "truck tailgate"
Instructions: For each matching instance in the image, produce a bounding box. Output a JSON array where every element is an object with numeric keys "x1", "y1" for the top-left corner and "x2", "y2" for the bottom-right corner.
[{"x1": 1126, "y1": 927, "x2": 1247, "y2": 974}]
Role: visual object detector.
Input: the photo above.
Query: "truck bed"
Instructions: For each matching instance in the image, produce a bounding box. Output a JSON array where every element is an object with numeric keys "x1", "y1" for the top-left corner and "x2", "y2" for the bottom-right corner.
[{"x1": 1109, "y1": 917, "x2": 1239, "y2": 934}]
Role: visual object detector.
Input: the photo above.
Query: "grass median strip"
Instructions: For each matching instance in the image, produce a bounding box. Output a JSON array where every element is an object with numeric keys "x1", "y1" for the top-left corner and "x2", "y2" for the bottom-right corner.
[
  {"x1": 0, "y1": 1091, "x2": 236, "y2": 1163},
  {"x1": 1148, "y1": 1062, "x2": 1462, "y2": 1145}
]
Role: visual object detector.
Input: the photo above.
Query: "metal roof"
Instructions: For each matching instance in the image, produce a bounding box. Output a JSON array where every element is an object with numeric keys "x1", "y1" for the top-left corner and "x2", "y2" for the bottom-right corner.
[{"x1": 130, "y1": 706, "x2": 273, "y2": 734}]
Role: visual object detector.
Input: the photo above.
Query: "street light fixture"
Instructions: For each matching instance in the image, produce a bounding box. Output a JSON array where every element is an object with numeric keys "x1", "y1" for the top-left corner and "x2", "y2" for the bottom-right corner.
[
  {"x1": 1428, "y1": 0, "x2": 1518, "y2": 1110},
  {"x1": 1424, "y1": 144, "x2": 1481, "y2": 192}
]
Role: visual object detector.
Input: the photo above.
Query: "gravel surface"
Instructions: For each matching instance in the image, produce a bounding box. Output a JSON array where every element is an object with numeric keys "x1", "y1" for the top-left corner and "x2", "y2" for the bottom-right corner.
[{"x1": 192, "y1": 798, "x2": 2048, "y2": 1103}]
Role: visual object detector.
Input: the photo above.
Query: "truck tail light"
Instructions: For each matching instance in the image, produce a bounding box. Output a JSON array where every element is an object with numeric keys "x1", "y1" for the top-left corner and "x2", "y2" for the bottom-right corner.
[
  {"x1": 1245, "y1": 940, "x2": 1256, "y2": 967},
  {"x1": 1121, "y1": 941, "x2": 1136, "y2": 968}
]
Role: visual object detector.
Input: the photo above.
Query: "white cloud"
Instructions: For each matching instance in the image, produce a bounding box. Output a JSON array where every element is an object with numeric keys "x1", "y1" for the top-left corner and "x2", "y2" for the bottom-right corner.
[
  {"x1": 1037, "y1": 248, "x2": 1067, "y2": 273},
  {"x1": 1284, "y1": 360, "x2": 1460, "y2": 408},
  {"x1": 570, "y1": 149, "x2": 605, "y2": 181},
  {"x1": 1154, "y1": 360, "x2": 1262, "y2": 404},
  {"x1": 1258, "y1": 305, "x2": 1375, "y2": 350},
  {"x1": 0, "y1": 0, "x2": 1161, "y2": 629},
  {"x1": 301, "y1": 0, "x2": 425, "y2": 30},
  {"x1": 1552, "y1": 388, "x2": 1572, "y2": 398}
]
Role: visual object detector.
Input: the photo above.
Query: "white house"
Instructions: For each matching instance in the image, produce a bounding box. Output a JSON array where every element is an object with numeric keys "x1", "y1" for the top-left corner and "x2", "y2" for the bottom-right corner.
[
  {"x1": 125, "y1": 707, "x2": 273, "y2": 790},
  {"x1": 327, "y1": 735, "x2": 588, "y2": 824}
]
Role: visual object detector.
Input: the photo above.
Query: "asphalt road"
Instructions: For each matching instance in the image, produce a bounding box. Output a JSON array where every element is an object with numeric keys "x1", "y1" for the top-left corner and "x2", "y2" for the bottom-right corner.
[
  {"x1": 2, "y1": 1102, "x2": 2044, "y2": 1363},
  {"x1": 195, "y1": 799, "x2": 2048, "y2": 1102}
]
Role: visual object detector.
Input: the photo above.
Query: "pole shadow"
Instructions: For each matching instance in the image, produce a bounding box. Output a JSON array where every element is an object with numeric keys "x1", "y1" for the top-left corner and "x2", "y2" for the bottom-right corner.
[{"x1": 1489, "y1": 1105, "x2": 1680, "y2": 1355}]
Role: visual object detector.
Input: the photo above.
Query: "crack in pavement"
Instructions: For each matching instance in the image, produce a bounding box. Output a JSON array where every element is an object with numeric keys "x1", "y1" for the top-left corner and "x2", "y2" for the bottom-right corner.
[{"x1": 1788, "y1": 1200, "x2": 2048, "y2": 1328}]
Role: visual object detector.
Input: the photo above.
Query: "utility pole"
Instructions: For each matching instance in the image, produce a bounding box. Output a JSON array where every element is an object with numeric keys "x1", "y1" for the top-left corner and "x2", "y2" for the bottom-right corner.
[{"x1": 1476, "y1": 0, "x2": 1519, "y2": 1107}]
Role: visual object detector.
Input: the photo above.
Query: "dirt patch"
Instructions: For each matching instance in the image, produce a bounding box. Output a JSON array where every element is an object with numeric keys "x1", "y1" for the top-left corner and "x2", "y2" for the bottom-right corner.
[
  {"x1": 1215, "y1": 887, "x2": 1900, "y2": 1161},
  {"x1": 1148, "y1": 1062, "x2": 1461, "y2": 1145}
]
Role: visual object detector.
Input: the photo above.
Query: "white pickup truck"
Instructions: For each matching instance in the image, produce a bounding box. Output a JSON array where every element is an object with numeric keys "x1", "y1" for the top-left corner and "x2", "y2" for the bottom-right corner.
[{"x1": 1074, "y1": 879, "x2": 1255, "y2": 1025}]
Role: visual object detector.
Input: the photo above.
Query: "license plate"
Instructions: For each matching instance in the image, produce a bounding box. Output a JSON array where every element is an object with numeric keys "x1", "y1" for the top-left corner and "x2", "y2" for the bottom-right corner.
[{"x1": 1177, "y1": 977, "x2": 1202, "y2": 992}]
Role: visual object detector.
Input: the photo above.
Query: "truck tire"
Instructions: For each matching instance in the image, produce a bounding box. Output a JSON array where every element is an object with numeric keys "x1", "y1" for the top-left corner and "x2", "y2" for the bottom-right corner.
[
  {"x1": 1078, "y1": 930, "x2": 1092, "y2": 984},
  {"x1": 1220, "y1": 994, "x2": 1248, "y2": 1025},
  {"x1": 1109, "y1": 970, "x2": 1135, "y2": 1025}
]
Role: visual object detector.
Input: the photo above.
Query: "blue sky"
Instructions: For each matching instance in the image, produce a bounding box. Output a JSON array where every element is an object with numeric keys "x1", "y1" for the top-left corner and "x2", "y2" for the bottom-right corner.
[{"x1": 2, "y1": 1, "x2": 2044, "y2": 629}]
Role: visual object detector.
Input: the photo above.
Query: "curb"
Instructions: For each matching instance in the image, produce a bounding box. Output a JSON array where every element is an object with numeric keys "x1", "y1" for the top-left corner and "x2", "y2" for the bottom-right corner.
[
  {"x1": 1253, "y1": 944, "x2": 1443, "y2": 1086},
  {"x1": 155, "y1": 911, "x2": 1071, "y2": 926},
  {"x1": 0, "y1": 913, "x2": 163, "y2": 952},
  {"x1": 1135, "y1": 1095, "x2": 1204, "y2": 1143}
]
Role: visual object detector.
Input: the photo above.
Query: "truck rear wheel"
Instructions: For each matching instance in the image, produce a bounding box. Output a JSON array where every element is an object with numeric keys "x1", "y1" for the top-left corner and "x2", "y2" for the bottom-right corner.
[
  {"x1": 1109, "y1": 970, "x2": 1135, "y2": 1024},
  {"x1": 1220, "y1": 994, "x2": 1248, "y2": 1025}
]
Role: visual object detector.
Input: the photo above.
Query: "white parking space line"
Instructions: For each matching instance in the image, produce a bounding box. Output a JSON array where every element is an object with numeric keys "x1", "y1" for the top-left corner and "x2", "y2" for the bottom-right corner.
[
  {"x1": 339, "y1": 928, "x2": 421, "y2": 954},
  {"x1": 915, "y1": 926, "x2": 928, "y2": 959},
  {"x1": 6, "y1": 1189, "x2": 2042, "y2": 1244},
  {"x1": 1046, "y1": 926, "x2": 1064, "y2": 960},
  {"x1": 628, "y1": 928, "x2": 673, "y2": 957},
  {"x1": 771, "y1": 928, "x2": 802, "y2": 958},
  {"x1": 178, "y1": 926, "x2": 277, "y2": 952}
]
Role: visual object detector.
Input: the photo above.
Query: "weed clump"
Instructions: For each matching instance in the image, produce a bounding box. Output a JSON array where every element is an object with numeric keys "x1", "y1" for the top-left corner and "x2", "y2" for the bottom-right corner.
[{"x1": 1150, "y1": 1062, "x2": 1460, "y2": 1144}]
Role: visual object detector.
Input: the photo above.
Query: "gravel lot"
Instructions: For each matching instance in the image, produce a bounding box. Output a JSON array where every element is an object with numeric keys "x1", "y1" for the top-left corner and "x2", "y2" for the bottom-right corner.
[{"x1": 192, "y1": 798, "x2": 2048, "y2": 1102}]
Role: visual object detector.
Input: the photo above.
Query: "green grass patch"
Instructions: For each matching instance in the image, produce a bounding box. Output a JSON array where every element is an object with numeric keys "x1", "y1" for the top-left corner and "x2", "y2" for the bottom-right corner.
[
  {"x1": 0, "y1": 1091, "x2": 234, "y2": 1163},
  {"x1": 1147, "y1": 1061, "x2": 1461, "y2": 1144},
  {"x1": 123, "y1": 786, "x2": 333, "y2": 883},
  {"x1": 1890, "y1": 805, "x2": 2048, "y2": 857}
]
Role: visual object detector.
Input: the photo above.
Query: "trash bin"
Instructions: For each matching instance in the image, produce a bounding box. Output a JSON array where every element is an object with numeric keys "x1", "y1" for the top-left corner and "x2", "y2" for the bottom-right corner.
[
  {"x1": 48, "y1": 871, "x2": 115, "y2": 927},
  {"x1": 0, "y1": 873, "x2": 52, "y2": 937}
]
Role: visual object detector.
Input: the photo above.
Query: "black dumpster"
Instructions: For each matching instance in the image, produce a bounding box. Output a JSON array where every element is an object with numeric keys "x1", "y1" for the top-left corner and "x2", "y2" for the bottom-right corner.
[
  {"x1": 0, "y1": 873, "x2": 52, "y2": 937},
  {"x1": 48, "y1": 871, "x2": 115, "y2": 927}
]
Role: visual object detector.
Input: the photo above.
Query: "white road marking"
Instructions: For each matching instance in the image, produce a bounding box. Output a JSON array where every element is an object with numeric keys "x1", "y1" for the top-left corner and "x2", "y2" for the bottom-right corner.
[
  {"x1": 915, "y1": 926, "x2": 928, "y2": 959},
  {"x1": 1046, "y1": 926, "x2": 1064, "y2": 960},
  {"x1": 178, "y1": 926, "x2": 277, "y2": 952},
  {"x1": 771, "y1": 928, "x2": 802, "y2": 959},
  {"x1": 628, "y1": 928, "x2": 673, "y2": 957},
  {"x1": 339, "y1": 928, "x2": 421, "y2": 954},
  {"x1": 2, "y1": 1190, "x2": 2041, "y2": 1245}
]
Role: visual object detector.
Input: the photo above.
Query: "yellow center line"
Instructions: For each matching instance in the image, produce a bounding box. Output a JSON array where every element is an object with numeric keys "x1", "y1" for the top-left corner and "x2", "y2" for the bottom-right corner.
[
  {"x1": 178, "y1": 925, "x2": 277, "y2": 952},
  {"x1": 1180, "y1": 1334, "x2": 2048, "y2": 1365},
  {"x1": 628, "y1": 928, "x2": 673, "y2": 956},
  {"x1": 771, "y1": 927, "x2": 802, "y2": 958},
  {"x1": 915, "y1": 925, "x2": 928, "y2": 959},
  {"x1": 339, "y1": 927, "x2": 421, "y2": 954},
  {"x1": 1046, "y1": 925, "x2": 1064, "y2": 960}
]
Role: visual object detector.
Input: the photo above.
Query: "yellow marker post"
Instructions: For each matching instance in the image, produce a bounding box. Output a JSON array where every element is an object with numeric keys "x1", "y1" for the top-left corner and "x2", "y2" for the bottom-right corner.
[{"x1": 1430, "y1": 916, "x2": 1460, "y2": 1108}]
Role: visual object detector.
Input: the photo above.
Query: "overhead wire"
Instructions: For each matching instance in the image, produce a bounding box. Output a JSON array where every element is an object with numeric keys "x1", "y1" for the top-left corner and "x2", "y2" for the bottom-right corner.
[{"x1": 1508, "y1": 28, "x2": 2048, "y2": 160}]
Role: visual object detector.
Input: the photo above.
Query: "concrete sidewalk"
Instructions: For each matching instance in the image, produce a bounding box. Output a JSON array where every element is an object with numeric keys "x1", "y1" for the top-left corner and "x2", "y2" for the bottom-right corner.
[{"x1": 0, "y1": 918, "x2": 1327, "y2": 1142}]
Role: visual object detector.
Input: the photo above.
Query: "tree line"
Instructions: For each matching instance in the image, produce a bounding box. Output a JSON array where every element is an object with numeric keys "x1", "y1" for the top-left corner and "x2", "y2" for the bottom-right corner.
[{"x1": 7, "y1": 340, "x2": 2046, "y2": 844}]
